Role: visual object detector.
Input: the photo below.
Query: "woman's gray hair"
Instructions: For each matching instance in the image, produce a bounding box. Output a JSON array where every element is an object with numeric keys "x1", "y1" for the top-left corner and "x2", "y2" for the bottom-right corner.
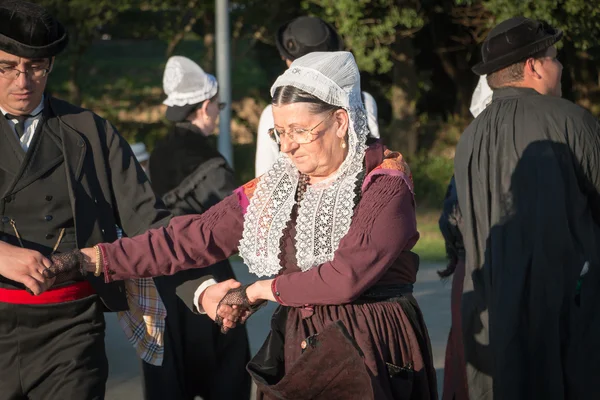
[{"x1": 272, "y1": 85, "x2": 341, "y2": 115}]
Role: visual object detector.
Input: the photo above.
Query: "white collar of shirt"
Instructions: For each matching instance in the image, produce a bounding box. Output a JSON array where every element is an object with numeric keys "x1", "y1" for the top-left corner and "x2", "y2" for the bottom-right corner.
[{"x1": 0, "y1": 96, "x2": 45, "y2": 152}]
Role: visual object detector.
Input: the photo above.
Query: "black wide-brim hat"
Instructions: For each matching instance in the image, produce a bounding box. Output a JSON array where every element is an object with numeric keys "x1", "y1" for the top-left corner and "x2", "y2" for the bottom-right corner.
[
  {"x1": 472, "y1": 17, "x2": 562, "y2": 76},
  {"x1": 275, "y1": 16, "x2": 344, "y2": 61},
  {"x1": 0, "y1": 0, "x2": 68, "y2": 58}
]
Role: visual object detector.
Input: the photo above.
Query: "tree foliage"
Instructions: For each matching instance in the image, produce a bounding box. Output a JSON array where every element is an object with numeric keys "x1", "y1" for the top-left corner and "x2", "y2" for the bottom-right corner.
[
  {"x1": 30, "y1": 0, "x2": 600, "y2": 155},
  {"x1": 458, "y1": 0, "x2": 600, "y2": 51},
  {"x1": 34, "y1": 0, "x2": 133, "y2": 46},
  {"x1": 301, "y1": 0, "x2": 425, "y2": 74},
  {"x1": 26, "y1": 0, "x2": 600, "y2": 205}
]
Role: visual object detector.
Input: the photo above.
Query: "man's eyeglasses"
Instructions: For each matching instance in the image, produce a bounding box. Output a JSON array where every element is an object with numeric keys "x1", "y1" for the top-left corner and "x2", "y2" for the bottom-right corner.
[
  {"x1": 0, "y1": 65, "x2": 51, "y2": 80},
  {"x1": 268, "y1": 110, "x2": 335, "y2": 145},
  {"x1": 217, "y1": 102, "x2": 226, "y2": 110}
]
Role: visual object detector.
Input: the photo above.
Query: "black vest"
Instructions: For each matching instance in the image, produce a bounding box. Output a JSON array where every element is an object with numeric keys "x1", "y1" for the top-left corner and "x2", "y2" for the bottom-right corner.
[{"x1": 0, "y1": 114, "x2": 77, "y2": 289}]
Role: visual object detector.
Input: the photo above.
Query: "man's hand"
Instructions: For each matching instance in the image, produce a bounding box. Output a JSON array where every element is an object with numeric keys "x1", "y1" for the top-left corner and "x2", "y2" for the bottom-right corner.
[
  {"x1": 0, "y1": 241, "x2": 55, "y2": 295},
  {"x1": 200, "y1": 279, "x2": 242, "y2": 330}
]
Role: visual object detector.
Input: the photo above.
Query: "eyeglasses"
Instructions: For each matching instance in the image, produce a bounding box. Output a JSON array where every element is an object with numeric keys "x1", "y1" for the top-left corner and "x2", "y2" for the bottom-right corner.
[
  {"x1": 0, "y1": 65, "x2": 51, "y2": 80},
  {"x1": 268, "y1": 110, "x2": 335, "y2": 145},
  {"x1": 218, "y1": 102, "x2": 226, "y2": 110}
]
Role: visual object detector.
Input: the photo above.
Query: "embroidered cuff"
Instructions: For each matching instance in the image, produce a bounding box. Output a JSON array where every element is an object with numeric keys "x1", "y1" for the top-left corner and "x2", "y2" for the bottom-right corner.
[
  {"x1": 271, "y1": 277, "x2": 285, "y2": 305},
  {"x1": 194, "y1": 278, "x2": 218, "y2": 314},
  {"x1": 98, "y1": 244, "x2": 113, "y2": 283}
]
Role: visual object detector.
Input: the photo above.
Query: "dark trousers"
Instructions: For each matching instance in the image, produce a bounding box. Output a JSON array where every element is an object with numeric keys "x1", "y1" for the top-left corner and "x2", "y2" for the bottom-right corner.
[
  {"x1": 0, "y1": 295, "x2": 108, "y2": 400},
  {"x1": 142, "y1": 274, "x2": 251, "y2": 400}
]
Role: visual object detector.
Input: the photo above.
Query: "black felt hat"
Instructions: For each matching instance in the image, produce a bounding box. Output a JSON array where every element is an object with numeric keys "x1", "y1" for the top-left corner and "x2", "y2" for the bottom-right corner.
[
  {"x1": 275, "y1": 16, "x2": 343, "y2": 61},
  {"x1": 472, "y1": 17, "x2": 562, "y2": 76},
  {"x1": 0, "y1": 0, "x2": 68, "y2": 58}
]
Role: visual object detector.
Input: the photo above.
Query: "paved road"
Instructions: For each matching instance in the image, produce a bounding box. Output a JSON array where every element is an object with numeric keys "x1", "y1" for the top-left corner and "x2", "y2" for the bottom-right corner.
[{"x1": 105, "y1": 261, "x2": 451, "y2": 399}]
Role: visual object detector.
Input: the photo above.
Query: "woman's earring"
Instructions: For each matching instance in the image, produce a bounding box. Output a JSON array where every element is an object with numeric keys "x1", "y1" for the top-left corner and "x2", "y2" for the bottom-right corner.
[{"x1": 340, "y1": 138, "x2": 347, "y2": 149}]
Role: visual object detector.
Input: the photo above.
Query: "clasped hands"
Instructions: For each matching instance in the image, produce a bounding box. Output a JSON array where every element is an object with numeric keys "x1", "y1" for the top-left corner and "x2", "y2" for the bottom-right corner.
[
  {"x1": 6, "y1": 245, "x2": 267, "y2": 332},
  {"x1": 0, "y1": 242, "x2": 87, "y2": 295},
  {"x1": 200, "y1": 280, "x2": 267, "y2": 333},
  {"x1": 40, "y1": 247, "x2": 268, "y2": 332}
]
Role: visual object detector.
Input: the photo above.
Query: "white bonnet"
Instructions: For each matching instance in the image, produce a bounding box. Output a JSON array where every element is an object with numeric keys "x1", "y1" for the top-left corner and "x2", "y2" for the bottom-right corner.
[{"x1": 162, "y1": 56, "x2": 218, "y2": 107}]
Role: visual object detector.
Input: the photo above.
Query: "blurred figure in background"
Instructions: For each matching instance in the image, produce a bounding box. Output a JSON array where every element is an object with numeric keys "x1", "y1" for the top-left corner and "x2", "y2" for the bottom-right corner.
[
  {"x1": 361, "y1": 91, "x2": 380, "y2": 140},
  {"x1": 254, "y1": 16, "x2": 380, "y2": 177},
  {"x1": 130, "y1": 142, "x2": 150, "y2": 174},
  {"x1": 140, "y1": 56, "x2": 251, "y2": 400},
  {"x1": 438, "y1": 74, "x2": 491, "y2": 400}
]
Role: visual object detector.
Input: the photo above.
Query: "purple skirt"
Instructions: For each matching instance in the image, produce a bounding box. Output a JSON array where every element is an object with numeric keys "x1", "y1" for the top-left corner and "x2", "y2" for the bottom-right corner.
[{"x1": 252, "y1": 295, "x2": 437, "y2": 400}]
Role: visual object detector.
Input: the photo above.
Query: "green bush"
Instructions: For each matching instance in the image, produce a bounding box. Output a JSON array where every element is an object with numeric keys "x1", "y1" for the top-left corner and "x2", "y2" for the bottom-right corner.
[{"x1": 408, "y1": 154, "x2": 454, "y2": 209}]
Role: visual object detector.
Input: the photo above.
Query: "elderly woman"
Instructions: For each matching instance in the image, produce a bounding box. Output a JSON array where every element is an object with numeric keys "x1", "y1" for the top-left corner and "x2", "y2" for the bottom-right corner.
[{"x1": 49, "y1": 52, "x2": 436, "y2": 399}]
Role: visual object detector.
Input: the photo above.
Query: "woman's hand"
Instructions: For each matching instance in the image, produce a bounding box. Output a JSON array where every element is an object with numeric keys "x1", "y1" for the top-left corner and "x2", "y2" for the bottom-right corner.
[
  {"x1": 43, "y1": 248, "x2": 94, "y2": 281},
  {"x1": 245, "y1": 279, "x2": 275, "y2": 304},
  {"x1": 80, "y1": 247, "x2": 97, "y2": 273}
]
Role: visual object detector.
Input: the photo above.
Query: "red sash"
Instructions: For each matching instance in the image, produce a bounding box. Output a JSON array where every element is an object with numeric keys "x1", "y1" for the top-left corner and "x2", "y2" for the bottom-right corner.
[{"x1": 0, "y1": 281, "x2": 96, "y2": 305}]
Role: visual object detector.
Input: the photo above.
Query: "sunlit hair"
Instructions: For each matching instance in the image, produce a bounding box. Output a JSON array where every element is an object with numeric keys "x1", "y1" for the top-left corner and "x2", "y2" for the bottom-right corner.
[
  {"x1": 272, "y1": 85, "x2": 341, "y2": 114},
  {"x1": 486, "y1": 48, "x2": 550, "y2": 89}
]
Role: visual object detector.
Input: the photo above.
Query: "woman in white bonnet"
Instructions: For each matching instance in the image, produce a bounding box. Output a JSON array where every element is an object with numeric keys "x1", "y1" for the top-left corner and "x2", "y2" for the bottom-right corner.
[
  {"x1": 255, "y1": 16, "x2": 381, "y2": 177},
  {"x1": 140, "y1": 56, "x2": 251, "y2": 400},
  {"x1": 52, "y1": 52, "x2": 437, "y2": 399}
]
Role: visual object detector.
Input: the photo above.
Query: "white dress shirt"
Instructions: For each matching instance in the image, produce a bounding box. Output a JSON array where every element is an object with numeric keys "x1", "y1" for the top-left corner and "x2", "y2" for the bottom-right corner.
[
  {"x1": 254, "y1": 104, "x2": 280, "y2": 177},
  {"x1": 194, "y1": 278, "x2": 217, "y2": 314},
  {"x1": 0, "y1": 97, "x2": 44, "y2": 152}
]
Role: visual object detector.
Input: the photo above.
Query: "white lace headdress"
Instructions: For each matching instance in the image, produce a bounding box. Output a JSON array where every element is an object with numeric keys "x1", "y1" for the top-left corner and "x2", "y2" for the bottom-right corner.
[
  {"x1": 238, "y1": 52, "x2": 369, "y2": 277},
  {"x1": 162, "y1": 56, "x2": 218, "y2": 107}
]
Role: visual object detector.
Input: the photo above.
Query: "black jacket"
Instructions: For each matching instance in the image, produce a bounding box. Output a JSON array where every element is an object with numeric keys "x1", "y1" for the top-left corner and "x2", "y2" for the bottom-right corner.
[
  {"x1": 149, "y1": 122, "x2": 238, "y2": 311},
  {"x1": 150, "y1": 122, "x2": 236, "y2": 215},
  {"x1": 0, "y1": 96, "x2": 172, "y2": 311},
  {"x1": 455, "y1": 87, "x2": 600, "y2": 400}
]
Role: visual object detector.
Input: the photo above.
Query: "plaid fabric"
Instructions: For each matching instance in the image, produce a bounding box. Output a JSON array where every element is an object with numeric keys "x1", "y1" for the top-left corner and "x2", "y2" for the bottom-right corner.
[
  {"x1": 117, "y1": 278, "x2": 167, "y2": 366},
  {"x1": 114, "y1": 227, "x2": 166, "y2": 366}
]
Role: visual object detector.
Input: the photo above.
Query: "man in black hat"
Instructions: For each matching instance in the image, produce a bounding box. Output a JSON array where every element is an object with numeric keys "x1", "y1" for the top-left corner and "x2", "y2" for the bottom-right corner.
[
  {"x1": 254, "y1": 16, "x2": 380, "y2": 176},
  {"x1": 454, "y1": 16, "x2": 600, "y2": 399},
  {"x1": 0, "y1": 1, "x2": 238, "y2": 399}
]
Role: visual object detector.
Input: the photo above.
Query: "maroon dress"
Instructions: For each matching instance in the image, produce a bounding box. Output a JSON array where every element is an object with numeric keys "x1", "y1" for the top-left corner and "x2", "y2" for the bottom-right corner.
[{"x1": 98, "y1": 144, "x2": 438, "y2": 399}]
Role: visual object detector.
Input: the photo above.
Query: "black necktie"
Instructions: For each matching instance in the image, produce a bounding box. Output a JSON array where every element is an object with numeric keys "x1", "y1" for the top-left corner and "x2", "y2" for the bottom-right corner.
[{"x1": 5, "y1": 113, "x2": 30, "y2": 138}]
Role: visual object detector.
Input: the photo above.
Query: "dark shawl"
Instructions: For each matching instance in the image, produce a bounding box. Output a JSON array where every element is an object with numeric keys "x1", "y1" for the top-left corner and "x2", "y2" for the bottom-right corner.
[
  {"x1": 148, "y1": 121, "x2": 238, "y2": 310},
  {"x1": 149, "y1": 122, "x2": 225, "y2": 197}
]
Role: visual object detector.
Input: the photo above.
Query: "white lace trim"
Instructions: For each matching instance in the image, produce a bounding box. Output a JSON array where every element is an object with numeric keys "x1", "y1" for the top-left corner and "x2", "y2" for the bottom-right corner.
[
  {"x1": 237, "y1": 158, "x2": 299, "y2": 277},
  {"x1": 294, "y1": 106, "x2": 367, "y2": 272}
]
